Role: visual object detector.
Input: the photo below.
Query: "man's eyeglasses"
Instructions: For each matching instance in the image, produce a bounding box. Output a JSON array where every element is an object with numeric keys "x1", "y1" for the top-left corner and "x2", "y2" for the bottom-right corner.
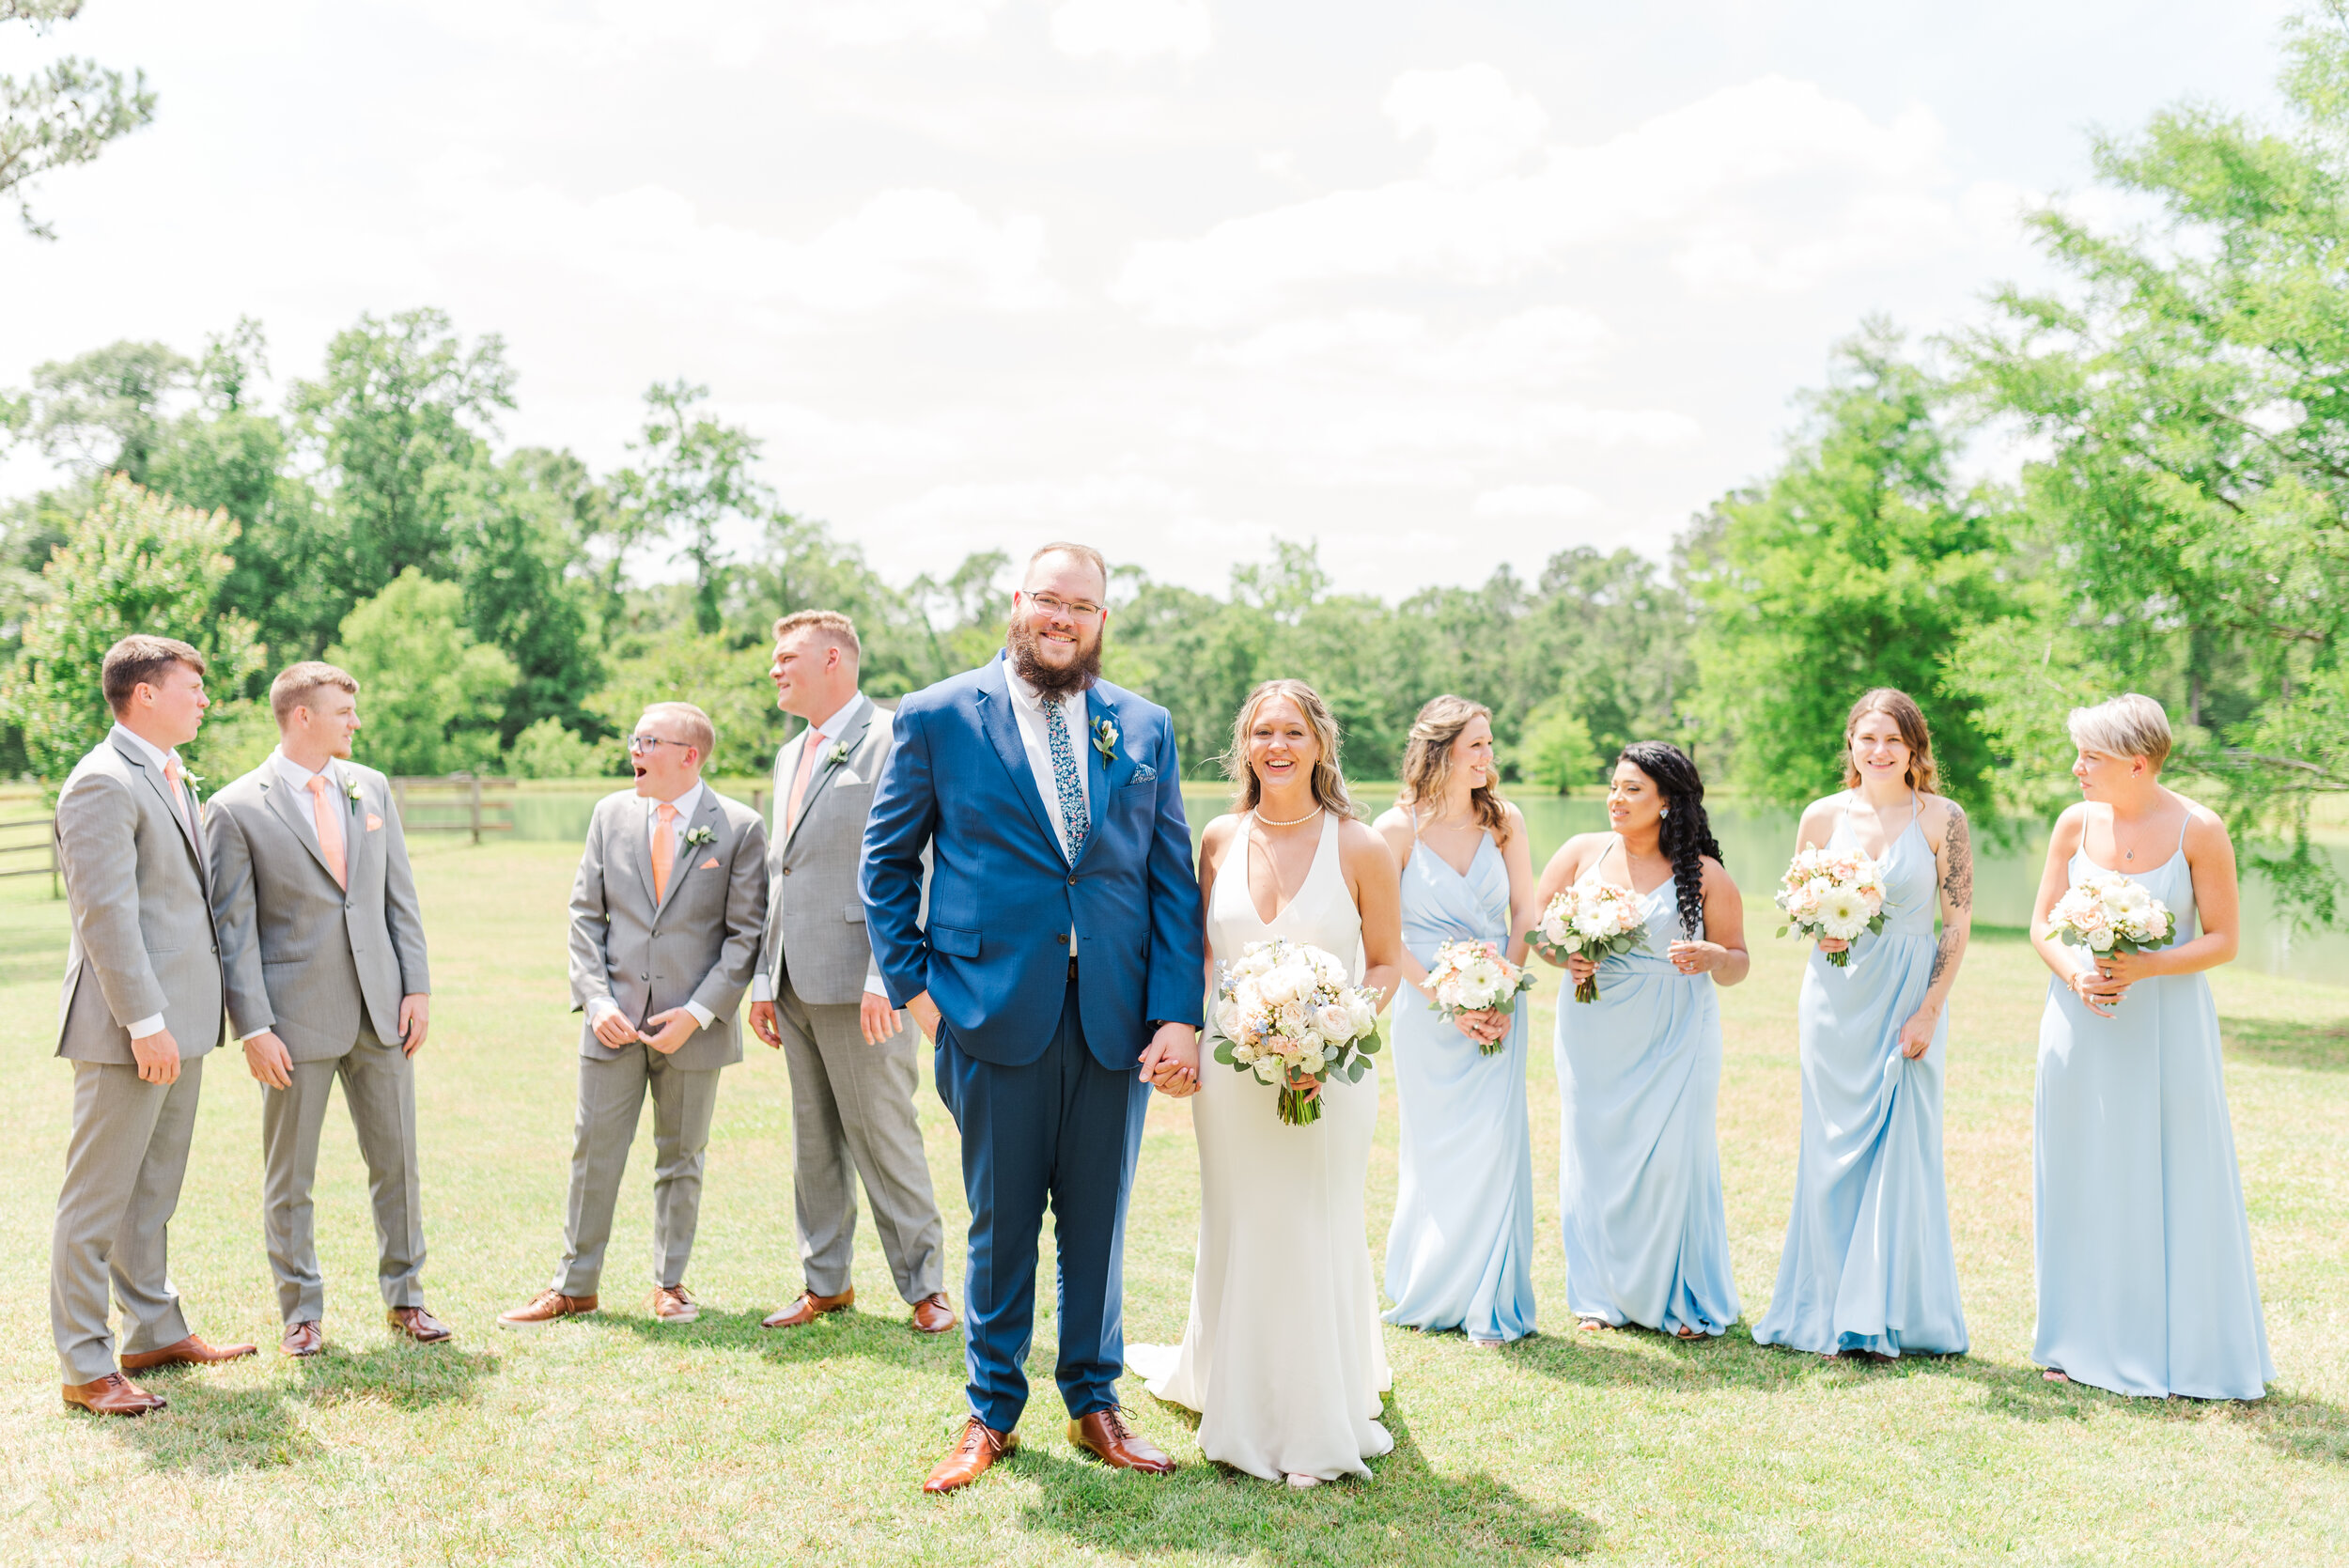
[
  {"x1": 627, "y1": 733, "x2": 691, "y2": 753},
  {"x1": 1027, "y1": 593, "x2": 1103, "y2": 620}
]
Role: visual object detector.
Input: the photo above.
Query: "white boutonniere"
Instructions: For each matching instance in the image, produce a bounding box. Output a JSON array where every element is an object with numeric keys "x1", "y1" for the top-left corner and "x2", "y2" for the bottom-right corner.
[
  {"x1": 826, "y1": 741, "x2": 850, "y2": 768},
  {"x1": 683, "y1": 825, "x2": 717, "y2": 849},
  {"x1": 1091, "y1": 717, "x2": 1118, "y2": 763},
  {"x1": 344, "y1": 776, "x2": 364, "y2": 815}
]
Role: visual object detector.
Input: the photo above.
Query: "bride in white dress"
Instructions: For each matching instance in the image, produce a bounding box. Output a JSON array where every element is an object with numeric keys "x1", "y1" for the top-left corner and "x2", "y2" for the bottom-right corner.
[{"x1": 1128, "y1": 679, "x2": 1406, "y2": 1487}]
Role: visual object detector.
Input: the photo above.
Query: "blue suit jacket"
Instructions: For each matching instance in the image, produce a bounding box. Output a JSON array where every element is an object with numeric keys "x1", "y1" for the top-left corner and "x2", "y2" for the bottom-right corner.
[{"x1": 861, "y1": 653, "x2": 1206, "y2": 1069}]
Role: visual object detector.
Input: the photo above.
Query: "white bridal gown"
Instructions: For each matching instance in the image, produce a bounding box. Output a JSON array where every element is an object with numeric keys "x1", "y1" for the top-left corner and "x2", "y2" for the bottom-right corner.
[{"x1": 1128, "y1": 812, "x2": 1394, "y2": 1483}]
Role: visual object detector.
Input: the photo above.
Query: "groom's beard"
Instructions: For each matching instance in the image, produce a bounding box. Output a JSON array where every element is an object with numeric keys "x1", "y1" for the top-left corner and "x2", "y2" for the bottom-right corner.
[{"x1": 1006, "y1": 615, "x2": 1103, "y2": 695}]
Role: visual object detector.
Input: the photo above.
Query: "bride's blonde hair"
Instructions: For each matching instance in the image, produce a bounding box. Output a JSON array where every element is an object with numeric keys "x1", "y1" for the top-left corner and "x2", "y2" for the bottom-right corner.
[{"x1": 1222, "y1": 679, "x2": 1356, "y2": 819}]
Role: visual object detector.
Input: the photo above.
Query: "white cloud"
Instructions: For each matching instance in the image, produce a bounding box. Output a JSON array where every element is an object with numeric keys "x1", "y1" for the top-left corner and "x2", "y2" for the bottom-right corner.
[
  {"x1": 1384, "y1": 64, "x2": 1549, "y2": 186},
  {"x1": 1472, "y1": 483, "x2": 1601, "y2": 519},
  {"x1": 1112, "y1": 73, "x2": 1961, "y2": 323},
  {"x1": 810, "y1": 0, "x2": 1012, "y2": 47},
  {"x1": 1050, "y1": 0, "x2": 1213, "y2": 63},
  {"x1": 1199, "y1": 306, "x2": 1609, "y2": 386}
]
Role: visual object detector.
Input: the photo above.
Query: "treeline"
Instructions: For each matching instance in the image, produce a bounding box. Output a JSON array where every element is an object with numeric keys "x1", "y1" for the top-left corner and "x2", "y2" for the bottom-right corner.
[{"x1": 1, "y1": 9, "x2": 2344, "y2": 927}]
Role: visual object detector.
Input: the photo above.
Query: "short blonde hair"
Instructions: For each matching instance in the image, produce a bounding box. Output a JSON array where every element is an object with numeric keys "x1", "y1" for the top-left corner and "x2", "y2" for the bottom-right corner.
[
  {"x1": 639, "y1": 701, "x2": 716, "y2": 760},
  {"x1": 270, "y1": 661, "x2": 360, "y2": 726},
  {"x1": 1027, "y1": 542, "x2": 1110, "y2": 598},
  {"x1": 772, "y1": 610, "x2": 861, "y2": 662},
  {"x1": 2067, "y1": 692, "x2": 2172, "y2": 771}
]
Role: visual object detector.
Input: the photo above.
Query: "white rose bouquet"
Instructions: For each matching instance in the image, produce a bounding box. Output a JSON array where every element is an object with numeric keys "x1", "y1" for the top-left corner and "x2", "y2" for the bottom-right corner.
[
  {"x1": 1423, "y1": 939, "x2": 1537, "y2": 1055},
  {"x1": 1773, "y1": 846, "x2": 1888, "y2": 970},
  {"x1": 1207, "y1": 939, "x2": 1385, "y2": 1126},
  {"x1": 2045, "y1": 875, "x2": 2175, "y2": 1009},
  {"x1": 1526, "y1": 884, "x2": 1653, "y2": 1003}
]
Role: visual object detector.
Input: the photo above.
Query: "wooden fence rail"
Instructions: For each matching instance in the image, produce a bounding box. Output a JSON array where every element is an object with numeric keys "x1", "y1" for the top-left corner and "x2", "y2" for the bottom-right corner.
[
  {"x1": 0, "y1": 815, "x2": 59, "y2": 897},
  {"x1": 390, "y1": 775, "x2": 518, "y2": 845}
]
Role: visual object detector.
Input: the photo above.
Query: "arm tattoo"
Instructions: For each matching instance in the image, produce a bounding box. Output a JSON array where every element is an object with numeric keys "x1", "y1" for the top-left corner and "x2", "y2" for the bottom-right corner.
[
  {"x1": 1928, "y1": 929, "x2": 1961, "y2": 989},
  {"x1": 1940, "y1": 805, "x2": 1973, "y2": 912}
]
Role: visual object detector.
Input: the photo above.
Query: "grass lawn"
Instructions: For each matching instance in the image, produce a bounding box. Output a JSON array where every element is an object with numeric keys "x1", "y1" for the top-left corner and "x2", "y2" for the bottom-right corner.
[{"x1": 0, "y1": 836, "x2": 2344, "y2": 1565}]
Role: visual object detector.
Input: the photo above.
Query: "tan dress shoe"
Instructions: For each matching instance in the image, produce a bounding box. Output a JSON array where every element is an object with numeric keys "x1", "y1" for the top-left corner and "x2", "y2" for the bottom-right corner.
[
  {"x1": 650, "y1": 1286, "x2": 699, "y2": 1324},
  {"x1": 1068, "y1": 1408, "x2": 1174, "y2": 1474},
  {"x1": 63, "y1": 1372, "x2": 165, "y2": 1416},
  {"x1": 388, "y1": 1306, "x2": 452, "y2": 1343},
  {"x1": 923, "y1": 1416, "x2": 1018, "y2": 1494},
  {"x1": 761, "y1": 1286, "x2": 852, "y2": 1329},
  {"x1": 281, "y1": 1321, "x2": 325, "y2": 1358},
  {"x1": 119, "y1": 1334, "x2": 258, "y2": 1371},
  {"x1": 910, "y1": 1293, "x2": 957, "y2": 1334},
  {"x1": 497, "y1": 1290, "x2": 598, "y2": 1330}
]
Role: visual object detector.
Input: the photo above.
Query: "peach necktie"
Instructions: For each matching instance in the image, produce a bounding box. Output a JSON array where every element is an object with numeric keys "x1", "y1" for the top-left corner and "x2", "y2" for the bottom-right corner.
[
  {"x1": 785, "y1": 730, "x2": 825, "y2": 837},
  {"x1": 651, "y1": 801, "x2": 678, "y2": 902},
  {"x1": 162, "y1": 756, "x2": 199, "y2": 845},
  {"x1": 305, "y1": 774, "x2": 348, "y2": 889}
]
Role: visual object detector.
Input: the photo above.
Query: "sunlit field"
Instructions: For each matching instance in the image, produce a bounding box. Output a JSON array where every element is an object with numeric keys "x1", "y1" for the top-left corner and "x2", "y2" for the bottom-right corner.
[{"x1": 0, "y1": 837, "x2": 2342, "y2": 1565}]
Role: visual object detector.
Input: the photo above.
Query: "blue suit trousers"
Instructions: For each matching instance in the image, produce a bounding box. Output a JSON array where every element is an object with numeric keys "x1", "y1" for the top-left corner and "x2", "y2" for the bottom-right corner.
[{"x1": 936, "y1": 979, "x2": 1148, "y2": 1433}]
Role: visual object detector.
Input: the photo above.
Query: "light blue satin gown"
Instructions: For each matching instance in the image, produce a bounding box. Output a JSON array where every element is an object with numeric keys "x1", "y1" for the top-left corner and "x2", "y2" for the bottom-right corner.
[
  {"x1": 1554, "y1": 839, "x2": 1739, "y2": 1336},
  {"x1": 1753, "y1": 795, "x2": 1968, "y2": 1358},
  {"x1": 1381, "y1": 818, "x2": 1537, "y2": 1344},
  {"x1": 2034, "y1": 815, "x2": 2273, "y2": 1399}
]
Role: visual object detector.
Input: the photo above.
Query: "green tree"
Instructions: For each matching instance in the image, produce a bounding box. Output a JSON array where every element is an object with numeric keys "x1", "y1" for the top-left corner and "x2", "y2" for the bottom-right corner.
[
  {"x1": 0, "y1": 474, "x2": 264, "y2": 784},
  {"x1": 446, "y1": 451, "x2": 603, "y2": 744},
  {"x1": 327, "y1": 568, "x2": 517, "y2": 777},
  {"x1": 588, "y1": 629, "x2": 779, "y2": 779},
  {"x1": 609, "y1": 381, "x2": 769, "y2": 636},
  {"x1": 1953, "y1": 2, "x2": 2349, "y2": 924},
  {"x1": 1687, "y1": 326, "x2": 2014, "y2": 815},
  {"x1": 10, "y1": 339, "x2": 189, "y2": 482},
  {"x1": 1517, "y1": 699, "x2": 1600, "y2": 794},
  {"x1": 1, "y1": 2, "x2": 155, "y2": 239}
]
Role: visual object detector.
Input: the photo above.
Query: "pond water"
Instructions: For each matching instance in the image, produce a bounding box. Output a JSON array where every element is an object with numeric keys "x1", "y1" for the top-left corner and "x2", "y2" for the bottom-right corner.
[{"x1": 468, "y1": 782, "x2": 2346, "y2": 986}]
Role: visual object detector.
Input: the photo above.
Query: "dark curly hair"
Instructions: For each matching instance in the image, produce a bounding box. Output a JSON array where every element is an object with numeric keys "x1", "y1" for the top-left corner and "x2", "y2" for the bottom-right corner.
[{"x1": 1618, "y1": 741, "x2": 1722, "y2": 939}]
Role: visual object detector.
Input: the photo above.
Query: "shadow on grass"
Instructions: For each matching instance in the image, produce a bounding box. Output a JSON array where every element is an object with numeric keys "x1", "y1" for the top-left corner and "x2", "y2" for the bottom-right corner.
[
  {"x1": 109, "y1": 1342, "x2": 497, "y2": 1473},
  {"x1": 2221, "y1": 1013, "x2": 2349, "y2": 1072},
  {"x1": 1010, "y1": 1396, "x2": 1599, "y2": 1566},
  {"x1": 602, "y1": 1303, "x2": 963, "y2": 1373}
]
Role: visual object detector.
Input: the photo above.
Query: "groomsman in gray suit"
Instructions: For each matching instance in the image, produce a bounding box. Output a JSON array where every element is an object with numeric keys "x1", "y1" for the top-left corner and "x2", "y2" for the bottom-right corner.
[
  {"x1": 205, "y1": 662, "x2": 442, "y2": 1358},
  {"x1": 500, "y1": 701, "x2": 768, "y2": 1328},
  {"x1": 747, "y1": 611, "x2": 951, "y2": 1335},
  {"x1": 51, "y1": 635, "x2": 257, "y2": 1417}
]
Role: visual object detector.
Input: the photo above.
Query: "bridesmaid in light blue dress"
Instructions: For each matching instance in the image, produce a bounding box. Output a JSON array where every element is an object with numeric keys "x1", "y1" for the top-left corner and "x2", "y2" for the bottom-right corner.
[
  {"x1": 2030, "y1": 693, "x2": 2271, "y2": 1400},
  {"x1": 1374, "y1": 698, "x2": 1540, "y2": 1346},
  {"x1": 1755, "y1": 690, "x2": 1970, "y2": 1359},
  {"x1": 1534, "y1": 741, "x2": 1749, "y2": 1338}
]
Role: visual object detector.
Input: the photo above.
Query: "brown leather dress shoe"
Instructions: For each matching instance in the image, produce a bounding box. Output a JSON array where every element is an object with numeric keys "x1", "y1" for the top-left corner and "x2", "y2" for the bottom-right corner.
[
  {"x1": 910, "y1": 1293, "x2": 957, "y2": 1334},
  {"x1": 119, "y1": 1334, "x2": 259, "y2": 1371},
  {"x1": 63, "y1": 1372, "x2": 165, "y2": 1416},
  {"x1": 650, "y1": 1286, "x2": 699, "y2": 1324},
  {"x1": 1068, "y1": 1408, "x2": 1174, "y2": 1474},
  {"x1": 497, "y1": 1290, "x2": 598, "y2": 1330},
  {"x1": 761, "y1": 1286, "x2": 852, "y2": 1329},
  {"x1": 923, "y1": 1416, "x2": 1018, "y2": 1494},
  {"x1": 281, "y1": 1321, "x2": 325, "y2": 1358},
  {"x1": 388, "y1": 1306, "x2": 452, "y2": 1343}
]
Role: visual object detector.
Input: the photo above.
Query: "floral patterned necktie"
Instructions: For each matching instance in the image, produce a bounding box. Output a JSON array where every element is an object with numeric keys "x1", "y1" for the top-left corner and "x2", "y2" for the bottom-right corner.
[{"x1": 1043, "y1": 692, "x2": 1088, "y2": 862}]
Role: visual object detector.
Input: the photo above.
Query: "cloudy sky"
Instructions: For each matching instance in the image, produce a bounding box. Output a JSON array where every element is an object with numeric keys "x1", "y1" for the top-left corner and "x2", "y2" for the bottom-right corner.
[{"x1": 0, "y1": 0, "x2": 2303, "y2": 598}]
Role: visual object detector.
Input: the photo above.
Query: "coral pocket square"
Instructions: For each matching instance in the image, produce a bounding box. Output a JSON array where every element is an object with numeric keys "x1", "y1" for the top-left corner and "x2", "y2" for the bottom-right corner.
[
  {"x1": 699, "y1": 857, "x2": 721, "y2": 870},
  {"x1": 366, "y1": 815, "x2": 384, "y2": 831}
]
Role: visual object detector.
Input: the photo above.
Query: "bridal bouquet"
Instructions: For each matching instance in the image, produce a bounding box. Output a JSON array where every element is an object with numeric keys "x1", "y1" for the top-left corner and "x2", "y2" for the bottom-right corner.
[
  {"x1": 1773, "y1": 847, "x2": 1888, "y2": 969},
  {"x1": 1423, "y1": 939, "x2": 1537, "y2": 1054},
  {"x1": 1526, "y1": 885, "x2": 1652, "y2": 1003},
  {"x1": 1207, "y1": 939, "x2": 1385, "y2": 1126},
  {"x1": 2045, "y1": 876, "x2": 2175, "y2": 1002}
]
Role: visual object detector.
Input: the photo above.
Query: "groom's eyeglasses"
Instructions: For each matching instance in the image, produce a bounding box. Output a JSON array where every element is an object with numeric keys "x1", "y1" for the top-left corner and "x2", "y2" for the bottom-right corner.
[{"x1": 1027, "y1": 593, "x2": 1102, "y2": 620}]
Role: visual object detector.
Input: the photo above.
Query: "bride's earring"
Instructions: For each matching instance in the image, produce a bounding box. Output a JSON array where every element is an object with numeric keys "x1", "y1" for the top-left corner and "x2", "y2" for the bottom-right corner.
[{"x1": 1659, "y1": 806, "x2": 1670, "y2": 818}]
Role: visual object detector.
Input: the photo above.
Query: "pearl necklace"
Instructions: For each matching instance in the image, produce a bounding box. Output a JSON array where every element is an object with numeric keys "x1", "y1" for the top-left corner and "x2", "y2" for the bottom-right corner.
[{"x1": 1255, "y1": 804, "x2": 1324, "y2": 828}]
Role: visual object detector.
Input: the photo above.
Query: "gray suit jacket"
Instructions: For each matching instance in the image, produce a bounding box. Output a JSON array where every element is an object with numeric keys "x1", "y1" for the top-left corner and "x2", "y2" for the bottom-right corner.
[
  {"x1": 54, "y1": 726, "x2": 226, "y2": 1063},
  {"x1": 568, "y1": 786, "x2": 768, "y2": 1072},
  {"x1": 760, "y1": 698, "x2": 893, "y2": 1007},
  {"x1": 206, "y1": 757, "x2": 430, "y2": 1062}
]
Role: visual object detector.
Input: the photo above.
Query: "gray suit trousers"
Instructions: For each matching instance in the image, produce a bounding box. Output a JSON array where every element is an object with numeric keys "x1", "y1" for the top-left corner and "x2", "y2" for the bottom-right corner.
[
  {"x1": 260, "y1": 1029, "x2": 426, "y2": 1324},
  {"x1": 776, "y1": 982, "x2": 944, "y2": 1303},
  {"x1": 553, "y1": 1047, "x2": 721, "y2": 1296},
  {"x1": 51, "y1": 1057, "x2": 204, "y2": 1381}
]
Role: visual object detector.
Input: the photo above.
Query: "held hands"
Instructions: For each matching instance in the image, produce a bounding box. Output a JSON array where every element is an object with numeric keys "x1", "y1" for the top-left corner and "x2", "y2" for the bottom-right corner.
[
  {"x1": 241, "y1": 1030, "x2": 293, "y2": 1089},
  {"x1": 397, "y1": 994, "x2": 430, "y2": 1057},
  {"x1": 130, "y1": 1027, "x2": 181, "y2": 1085},
  {"x1": 1139, "y1": 1022, "x2": 1199, "y2": 1097},
  {"x1": 1453, "y1": 1007, "x2": 1509, "y2": 1046},
  {"x1": 639, "y1": 1008, "x2": 697, "y2": 1056},
  {"x1": 2067, "y1": 966, "x2": 2129, "y2": 1018},
  {"x1": 1668, "y1": 939, "x2": 1727, "y2": 976},
  {"x1": 748, "y1": 1000, "x2": 781, "y2": 1048},
  {"x1": 2095, "y1": 950, "x2": 2164, "y2": 986}
]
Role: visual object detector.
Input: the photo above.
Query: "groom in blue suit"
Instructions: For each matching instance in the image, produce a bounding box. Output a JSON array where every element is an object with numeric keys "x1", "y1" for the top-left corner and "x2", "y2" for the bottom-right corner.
[{"x1": 862, "y1": 542, "x2": 1205, "y2": 1494}]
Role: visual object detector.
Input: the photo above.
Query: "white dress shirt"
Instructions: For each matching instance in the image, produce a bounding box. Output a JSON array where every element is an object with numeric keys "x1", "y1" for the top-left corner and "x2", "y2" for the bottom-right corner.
[
  {"x1": 1004, "y1": 667, "x2": 1089, "y2": 957},
  {"x1": 585, "y1": 780, "x2": 716, "y2": 1032},
  {"x1": 110, "y1": 723, "x2": 194, "y2": 1041},
  {"x1": 753, "y1": 691, "x2": 889, "y2": 1003}
]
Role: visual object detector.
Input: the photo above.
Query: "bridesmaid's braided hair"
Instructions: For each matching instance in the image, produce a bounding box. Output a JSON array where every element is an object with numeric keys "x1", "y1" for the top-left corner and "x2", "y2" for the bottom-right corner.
[{"x1": 1619, "y1": 741, "x2": 1722, "y2": 939}]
